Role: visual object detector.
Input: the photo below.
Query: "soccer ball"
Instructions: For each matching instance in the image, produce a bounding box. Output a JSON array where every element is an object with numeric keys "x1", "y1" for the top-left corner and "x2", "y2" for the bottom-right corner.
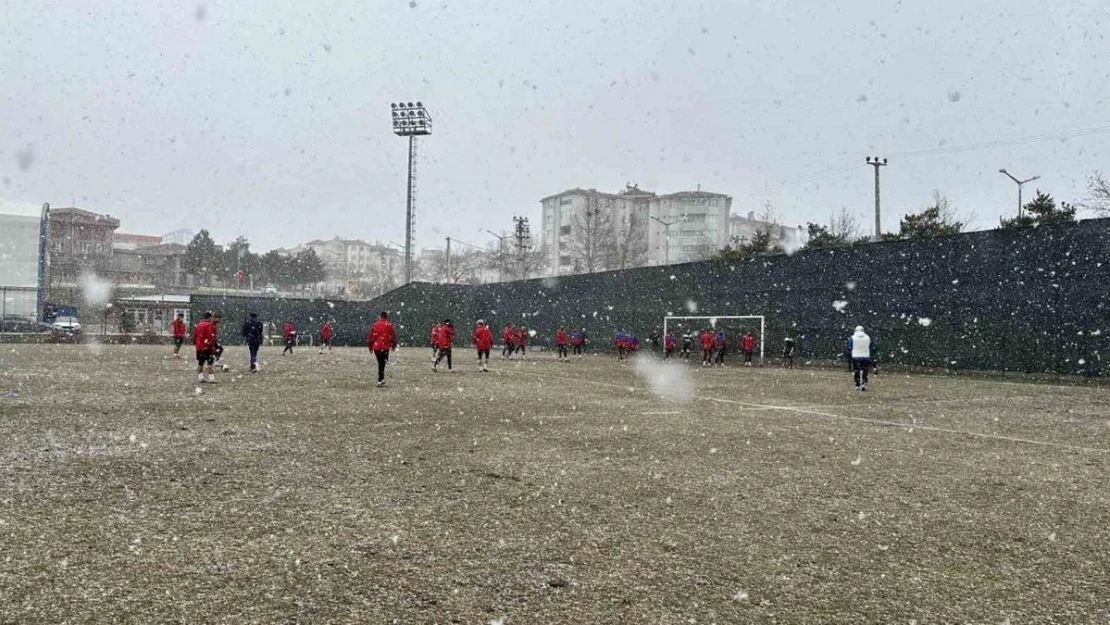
[{"x1": 221, "y1": 364, "x2": 230, "y2": 372}]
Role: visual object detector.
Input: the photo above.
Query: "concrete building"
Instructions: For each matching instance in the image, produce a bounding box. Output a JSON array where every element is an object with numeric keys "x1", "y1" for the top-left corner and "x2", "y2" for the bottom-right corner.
[
  {"x1": 729, "y1": 211, "x2": 809, "y2": 251},
  {"x1": 46, "y1": 207, "x2": 120, "y2": 304},
  {"x1": 113, "y1": 232, "x2": 163, "y2": 251},
  {"x1": 540, "y1": 184, "x2": 732, "y2": 275},
  {"x1": 161, "y1": 229, "x2": 195, "y2": 246},
  {"x1": 0, "y1": 200, "x2": 49, "y2": 319},
  {"x1": 281, "y1": 237, "x2": 403, "y2": 296}
]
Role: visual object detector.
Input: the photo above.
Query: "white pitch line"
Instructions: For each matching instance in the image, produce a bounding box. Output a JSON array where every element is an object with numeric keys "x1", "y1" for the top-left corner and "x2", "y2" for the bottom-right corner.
[
  {"x1": 503, "y1": 367, "x2": 1110, "y2": 455},
  {"x1": 703, "y1": 396, "x2": 1110, "y2": 455},
  {"x1": 642, "y1": 411, "x2": 681, "y2": 415}
]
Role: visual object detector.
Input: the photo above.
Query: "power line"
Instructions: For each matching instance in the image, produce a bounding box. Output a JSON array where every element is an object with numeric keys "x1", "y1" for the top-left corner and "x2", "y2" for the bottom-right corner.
[{"x1": 890, "y1": 124, "x2": 1110, "y2": 159}]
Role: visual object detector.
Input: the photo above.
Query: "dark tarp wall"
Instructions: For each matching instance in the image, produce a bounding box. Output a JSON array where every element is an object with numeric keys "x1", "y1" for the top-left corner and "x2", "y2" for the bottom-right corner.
[{"x1": 361, "y1": 219, "x2": 1110, "y2": 375}]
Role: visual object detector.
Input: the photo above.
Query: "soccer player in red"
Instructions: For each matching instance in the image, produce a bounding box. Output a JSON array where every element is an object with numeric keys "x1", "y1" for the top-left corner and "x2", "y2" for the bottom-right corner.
[
  {"x1": 663, "y1": 331, "x2": 676, "y2": 360},
  {"x1": 700, "y1": 328, "x2": 715, "y2": 366},
  {"x1": 171, "y1": 312, "x2": 187, "y2": 359},
  {"x1": 319, "y1": 320, "x2": 334, "y2": 354},
  {"x1": 516, "y1": 327, "x2": 529, "y2": 358},
  {"x1": 193, "y1": 311, "x2": 217, "y2": 383},
  {"x1": 472, "y1": 319, "x2": 493, "y2": 372},
  {"x1": 367, "y1": 312, "x2": 397, "y2": 387},
  {"x1": 430, "y1": 322, "x2": 442, "y2": 361},
  {"x1": 555, "y1": 326, "x2": 568, "y2": 362},
  {"x1": 282, "y1": 319, "x2": 296, "y2": 355},
  {"x1": 501, "y1": 324, "x2": 516, "y2": 359},
  {"x1": 433, "y1": 319, "x2": 456, "y2": 371},
  {"x1": 740, "y1": 331, "x2": 757, "y2": 366}
]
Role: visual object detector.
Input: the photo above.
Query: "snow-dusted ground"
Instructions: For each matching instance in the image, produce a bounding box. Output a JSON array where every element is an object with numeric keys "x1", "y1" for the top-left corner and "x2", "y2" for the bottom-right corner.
[{"x1": 1, "y1": 345, "x2": 1108, "y2": 623}]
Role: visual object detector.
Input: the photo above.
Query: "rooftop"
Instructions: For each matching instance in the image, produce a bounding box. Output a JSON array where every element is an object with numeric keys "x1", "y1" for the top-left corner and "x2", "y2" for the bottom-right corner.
[{"x1": 0, "y1": 198, "x2": 48, "y2": 219}]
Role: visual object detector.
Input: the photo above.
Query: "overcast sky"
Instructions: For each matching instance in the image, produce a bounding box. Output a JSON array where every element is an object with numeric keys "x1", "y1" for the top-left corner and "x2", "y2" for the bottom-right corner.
[{"x1": 2, "y1": 0, "x2": 1107, "y2": 251}]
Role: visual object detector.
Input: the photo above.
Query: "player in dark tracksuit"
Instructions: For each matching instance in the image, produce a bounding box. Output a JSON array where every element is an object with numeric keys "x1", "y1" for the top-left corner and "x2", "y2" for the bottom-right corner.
[
  {"x1": 242, "y1": 312, "x2": 264, "y2": 372},
  {"x1": 571, "y1": 328, "x2": 586, "y2": 358}
]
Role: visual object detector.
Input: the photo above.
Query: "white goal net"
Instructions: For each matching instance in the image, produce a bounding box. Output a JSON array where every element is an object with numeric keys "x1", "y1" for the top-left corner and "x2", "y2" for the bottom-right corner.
[{"x1": 663, "y1": 315, "x2": 765, "y2": 360}]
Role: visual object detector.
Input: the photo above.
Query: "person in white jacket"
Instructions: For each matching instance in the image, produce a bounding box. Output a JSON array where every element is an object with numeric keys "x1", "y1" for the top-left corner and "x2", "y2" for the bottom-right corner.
[{"x1": 847, "y1": 326, "x2": 873, "y2": 391}]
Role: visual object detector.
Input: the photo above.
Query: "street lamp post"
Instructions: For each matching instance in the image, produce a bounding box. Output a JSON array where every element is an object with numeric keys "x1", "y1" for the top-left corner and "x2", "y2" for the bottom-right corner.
[
  {"x1": 390, "y1": 101, "x2": 432, "y2": 285},
  {"x1": 486, "y1": 230, "x2": 507, "y2": 282},
  {"x1": 999, "y1": 168, "x2": 1040, "y2": 218},
  {"x1": 649, "y1": 215, "x2": 678, "y2": 265}
]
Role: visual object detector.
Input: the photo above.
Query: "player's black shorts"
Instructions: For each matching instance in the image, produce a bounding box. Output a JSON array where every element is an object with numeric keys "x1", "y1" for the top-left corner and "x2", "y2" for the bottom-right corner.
[
  {"x1": 173, "y1": 336, "x2": 185, "y2": 347},
  {"x1": 196, "y1": 349, "x2": 214, "y2": 365},
  {"x1": 477, "y1": 348, "x2": 490, "y2": 359}
]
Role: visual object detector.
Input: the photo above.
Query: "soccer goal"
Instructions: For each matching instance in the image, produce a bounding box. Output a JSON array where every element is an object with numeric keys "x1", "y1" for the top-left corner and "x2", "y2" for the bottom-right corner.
[{"x1": 663, "y1": 315, "x2": 766, "y2": 360}]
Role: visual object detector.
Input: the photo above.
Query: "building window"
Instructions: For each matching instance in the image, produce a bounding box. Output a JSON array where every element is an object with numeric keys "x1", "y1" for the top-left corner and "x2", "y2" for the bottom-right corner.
[
  {"x1": 559, "y1": 255, "x2": 572, "y2": 266},
  {"x1": 559, "y1": 197, "x2": 572, "y2": 206},
  {"x1": 559, "y1": 225, "x2": 571, "y2": 235}
]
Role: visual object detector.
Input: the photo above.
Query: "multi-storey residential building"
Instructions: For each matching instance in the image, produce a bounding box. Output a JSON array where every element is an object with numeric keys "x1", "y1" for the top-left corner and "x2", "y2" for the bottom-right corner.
[
  {"x1": 540, "y1": 185, "x2": 732, "y2": 275},
  {"x1": 280, "y1": 237, "x2": 403, "y2": 295}
]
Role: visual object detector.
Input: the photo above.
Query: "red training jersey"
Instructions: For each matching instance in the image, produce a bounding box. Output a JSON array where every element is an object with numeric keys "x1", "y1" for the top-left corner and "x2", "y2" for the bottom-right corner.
[
  {"x1": 502, "y1": 327, "x2": 516, "y2": 345},
  {"x1": 473, "y1": 325, "x2": 493, "y2": 350},
  {"x1": 171, "y1": 317, "x2": 187, "y2": 338},
  {"x1": 321, "y1": 322, "x2": 333, "y2": 340},
  {"x1": 741, "y1": 334, "x2": 756, "y2": 352},
  {"x1": 555, "y1": 329, "x2": 567, "y2": 345},
  {"x1": 437, "y1": 325, "x2": 455, "y2": 349},
  {"x1": 283, "y1": 322, "x2": 295, "y2": 339},
  {"x1": 368, "y1": 319, "x2": 397, "y2": 351},
  {"x1": 700, "y1": 332, "x2": 715, "y2": 350},
  {"x1": 193, "y1": 320, "x2": 215, "y2": 350}
]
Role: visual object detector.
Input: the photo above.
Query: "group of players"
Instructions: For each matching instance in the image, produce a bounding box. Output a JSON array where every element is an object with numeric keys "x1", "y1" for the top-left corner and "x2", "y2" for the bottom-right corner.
[{"x1": 170, "y1": 310, "x2": 875, "y2": 391}]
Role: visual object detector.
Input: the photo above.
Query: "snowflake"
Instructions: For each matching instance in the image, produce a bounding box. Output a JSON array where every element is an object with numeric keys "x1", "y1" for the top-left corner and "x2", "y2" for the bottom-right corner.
[
  {"x1": 832, "y1": 300, "x2": 848, "y2": 313},
  {"x1": 733, "y1": 590, "x2": 749, "y2": 601}
]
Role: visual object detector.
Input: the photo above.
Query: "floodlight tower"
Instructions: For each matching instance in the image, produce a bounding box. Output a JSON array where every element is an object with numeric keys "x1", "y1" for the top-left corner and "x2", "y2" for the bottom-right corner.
[{"x1": 391, "y1": 101, "x2": 432, "y2": 284}]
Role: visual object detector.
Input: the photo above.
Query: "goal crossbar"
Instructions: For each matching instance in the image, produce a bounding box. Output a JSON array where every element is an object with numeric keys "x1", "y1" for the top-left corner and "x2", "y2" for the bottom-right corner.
[{"x1": 663, "y1": 315, "x2": 765, "y2": 360}]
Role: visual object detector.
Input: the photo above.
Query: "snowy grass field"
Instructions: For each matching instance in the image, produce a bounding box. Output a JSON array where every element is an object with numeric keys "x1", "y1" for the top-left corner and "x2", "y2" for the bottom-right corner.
[{"x1": 2, "y1": 344, "x2": 1109, "y2": 624}]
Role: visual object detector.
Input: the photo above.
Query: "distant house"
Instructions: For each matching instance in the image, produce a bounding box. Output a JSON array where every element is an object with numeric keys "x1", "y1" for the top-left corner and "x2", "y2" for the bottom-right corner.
[
  {"x1": 729, "y1": 212, "x2": 809, "y2": 250},
  {"x1": 113, "y1": 232, "x2": 163, "y2": 251}
]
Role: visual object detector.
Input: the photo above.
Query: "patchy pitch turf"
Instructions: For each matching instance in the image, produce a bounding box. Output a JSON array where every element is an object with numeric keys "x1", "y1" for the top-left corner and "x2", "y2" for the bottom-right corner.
[{"x1": 1, "y1": 344, "x2": 1108, "y2": 624}]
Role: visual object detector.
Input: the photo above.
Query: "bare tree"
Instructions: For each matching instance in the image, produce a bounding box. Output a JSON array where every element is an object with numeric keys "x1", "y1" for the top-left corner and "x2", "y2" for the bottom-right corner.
[
  {"x1": 506, "y1": 245, "x2": 545, "y2": 282},
  {"x1": 607, "y1": 213, "x2": 649, "y2": 270},
  {"x1": 830, "y1": 206, "x2": 863, "y2": 240},
  {"x1": 1081, "y1": 171, "x2": 1110, "y2": 214},
  {"x1": 565, "y1": 200, "x2": 616, "y2": 274},
  {"x1": 425, "y1": 248, "x2": 487, "y2": 284}
]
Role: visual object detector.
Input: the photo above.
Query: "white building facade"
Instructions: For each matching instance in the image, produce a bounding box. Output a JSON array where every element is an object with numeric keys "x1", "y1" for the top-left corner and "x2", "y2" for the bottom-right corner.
[
  {"x1": 282, "y1": 237, "x2": 402, "y2": 296},
  {"x1": 540, "y1": 185, "x2": 732, "y2": 275}
]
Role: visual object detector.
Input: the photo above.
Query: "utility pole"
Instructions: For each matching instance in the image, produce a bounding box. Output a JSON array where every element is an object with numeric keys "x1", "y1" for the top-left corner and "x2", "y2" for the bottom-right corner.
[
  {"x1": 512, "y1": 216, "x2": 532, "y2": 280},
  {"x1": 866, "y1": 156, "x2": 887, "y2": 239},
  {"x1": 445, "y1": 237, "x2": 451, "y2": 284},
  {"x1": 999, "y1": 168, "x2": 1040, "y2": 218}
]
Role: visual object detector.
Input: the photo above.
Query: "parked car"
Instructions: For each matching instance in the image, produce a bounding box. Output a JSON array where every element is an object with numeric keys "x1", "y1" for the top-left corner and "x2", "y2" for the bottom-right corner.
[
  {"x1": 52, "y1": 316, "x2": 82, "y2": 332},
  {"x1": 0, "y1": 316, "x2": 53, "y2": 333}
]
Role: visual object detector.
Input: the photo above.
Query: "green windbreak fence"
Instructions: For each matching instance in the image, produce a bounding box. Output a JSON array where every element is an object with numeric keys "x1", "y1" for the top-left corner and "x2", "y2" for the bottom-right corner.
[{"x1": 361, "y1": 219, "x2": 1110, "y2": 375}]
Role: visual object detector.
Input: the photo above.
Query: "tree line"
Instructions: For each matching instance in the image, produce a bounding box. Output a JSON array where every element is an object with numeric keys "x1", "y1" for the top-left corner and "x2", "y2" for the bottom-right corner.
[
  {"x1": 714, "y1": 172, "x2": 1110, "y2": 260},
  {"x1": 182, "y1": 231, "x2": 326, "y2": 291}
]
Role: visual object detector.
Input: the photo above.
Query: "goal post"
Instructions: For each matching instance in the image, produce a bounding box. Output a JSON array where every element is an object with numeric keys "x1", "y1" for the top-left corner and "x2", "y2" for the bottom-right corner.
[{"x1": 663, "y1": 315, "x2": 766, "y2": 361}]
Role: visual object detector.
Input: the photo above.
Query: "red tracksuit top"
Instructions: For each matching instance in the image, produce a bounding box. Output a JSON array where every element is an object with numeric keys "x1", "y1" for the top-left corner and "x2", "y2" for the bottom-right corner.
[{"x1": 473, "y1": 325, "x2": 493, "y2": 350}]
